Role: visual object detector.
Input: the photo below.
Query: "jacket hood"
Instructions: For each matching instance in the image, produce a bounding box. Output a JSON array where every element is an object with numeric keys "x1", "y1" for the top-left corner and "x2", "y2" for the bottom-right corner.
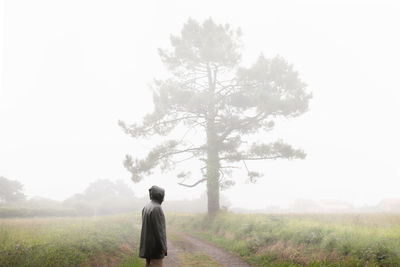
[{"x1": 149, "y1": 185, "x2": 165, "y2": 204}]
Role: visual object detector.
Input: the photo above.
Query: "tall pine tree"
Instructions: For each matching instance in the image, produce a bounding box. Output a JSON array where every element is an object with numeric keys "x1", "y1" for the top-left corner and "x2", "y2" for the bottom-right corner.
[{"x1": 120, "y1": 18, "x2": 312, "y2": 214}]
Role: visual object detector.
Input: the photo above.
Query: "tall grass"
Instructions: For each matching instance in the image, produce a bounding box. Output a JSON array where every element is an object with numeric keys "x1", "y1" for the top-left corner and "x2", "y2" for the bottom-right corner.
[
  {"x1": 0, "y1": 213, "x2": 142, "y2": 267},
  {"x1": 167, "y1": 212, "x2": 400, "y2": 266}
]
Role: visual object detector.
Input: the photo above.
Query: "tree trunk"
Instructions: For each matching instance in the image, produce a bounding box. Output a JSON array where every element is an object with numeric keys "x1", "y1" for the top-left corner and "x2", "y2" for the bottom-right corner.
[
  {"x1": 206, "y1": 119, "x2": 220, "y2": 215},
  {"x1": 206, "y1": 63, "x2": 220, "y2": 215}
]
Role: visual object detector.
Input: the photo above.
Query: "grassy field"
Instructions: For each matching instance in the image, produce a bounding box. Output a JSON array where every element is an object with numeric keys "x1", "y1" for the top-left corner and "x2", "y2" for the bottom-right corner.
[
  {"x1": 167, "y1": 212, "x2": 400, "y2": 267},
  {"x1": 0, "y1": 213, "x2": 143, "y2": 267},
  {"x1": 2, "y1": 212, "x2": 400, "y2": 266}
]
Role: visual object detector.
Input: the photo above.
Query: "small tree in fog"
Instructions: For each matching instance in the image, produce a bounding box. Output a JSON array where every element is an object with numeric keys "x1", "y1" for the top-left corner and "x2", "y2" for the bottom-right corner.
[
  {"x1": 0, "y1": 176, "x2": 26, "y2": 204},
  {"x1": 120, "y1": 18, "x2": 311, "y2": 214},
  {"x1": 64, "y1": 179, "x2": 136, "y2": 215}
]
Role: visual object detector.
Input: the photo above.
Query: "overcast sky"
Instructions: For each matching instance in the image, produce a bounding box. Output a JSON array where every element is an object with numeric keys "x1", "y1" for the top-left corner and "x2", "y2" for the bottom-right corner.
[{"x1": 1, "y1": 0, "x2": 399, "y2": 209}]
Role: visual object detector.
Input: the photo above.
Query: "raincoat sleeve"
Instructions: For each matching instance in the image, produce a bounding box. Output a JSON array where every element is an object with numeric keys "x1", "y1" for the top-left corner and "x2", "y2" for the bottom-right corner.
[{"x1": 150, "y1": 206, "x2": 167, "y2": 254}]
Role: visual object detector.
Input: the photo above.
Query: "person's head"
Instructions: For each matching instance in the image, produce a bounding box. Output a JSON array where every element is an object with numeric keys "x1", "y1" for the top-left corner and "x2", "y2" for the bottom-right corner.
[{"x1": 149, "y1": 185, "x2": 165, "y2": 204}]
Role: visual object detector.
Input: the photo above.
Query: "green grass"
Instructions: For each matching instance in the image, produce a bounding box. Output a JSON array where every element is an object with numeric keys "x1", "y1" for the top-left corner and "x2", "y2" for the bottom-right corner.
[
  {"x1": 166, "y1": 212, "x2": 400, "y2": 266},
  {"x1": 118, "y1": 255, "x2": 145, "y2": 267},
  {"x1": 0, "y1": 213, "x2": 142, "y2": 267}
]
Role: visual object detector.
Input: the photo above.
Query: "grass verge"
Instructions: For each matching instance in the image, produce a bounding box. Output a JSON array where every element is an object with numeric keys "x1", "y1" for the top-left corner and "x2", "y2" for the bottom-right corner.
[{"x1": 167, "y1": 212, "x2": 400, "y2": 266}]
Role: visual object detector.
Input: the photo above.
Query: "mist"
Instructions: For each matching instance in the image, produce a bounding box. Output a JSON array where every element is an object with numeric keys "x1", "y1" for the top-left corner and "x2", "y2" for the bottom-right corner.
[{"x1": 1, "y1": 0, "x2": 400, "y2": 213}]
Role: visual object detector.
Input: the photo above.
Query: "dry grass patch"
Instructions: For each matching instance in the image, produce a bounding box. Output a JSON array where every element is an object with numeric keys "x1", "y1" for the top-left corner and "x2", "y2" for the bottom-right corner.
[{"x1": 224, "y1": 231, "x2": 235, "y2": 240}]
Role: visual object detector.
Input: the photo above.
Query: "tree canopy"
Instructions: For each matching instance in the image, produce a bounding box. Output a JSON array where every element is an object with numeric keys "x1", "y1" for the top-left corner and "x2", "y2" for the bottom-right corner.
[{"x1": 120, "y1": 18, "x2": 311, "y2": 214}]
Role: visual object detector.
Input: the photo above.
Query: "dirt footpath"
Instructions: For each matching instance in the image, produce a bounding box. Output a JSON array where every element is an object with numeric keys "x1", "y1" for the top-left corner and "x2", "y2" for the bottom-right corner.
[
  {"x1": 162, "y1": 234, "x2": 184, "y2": 266},
  {"x1": 164, "y1": 229, "x2": 250, "y2": 267}
]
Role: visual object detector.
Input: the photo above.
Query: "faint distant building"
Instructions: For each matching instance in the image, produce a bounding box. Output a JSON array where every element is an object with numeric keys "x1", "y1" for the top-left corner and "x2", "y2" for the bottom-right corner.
[
  {"x1": 318, "y1": 199, "x2": 354, "y2": 213},
  {"x1": 264, "y1": 205, "x2": 283, "y2": 213},
  {"x1": 290, "y1": 199, "x2": 320, "y2": 213},
  {"x1": 289, "y1": 199, "x2": 355, "y2": 213},
  {"x1": 378, "y1": 198, "x2": 400, "y2": 212}
]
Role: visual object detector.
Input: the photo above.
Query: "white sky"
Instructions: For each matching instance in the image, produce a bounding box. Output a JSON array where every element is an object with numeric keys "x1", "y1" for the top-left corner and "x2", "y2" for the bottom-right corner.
[{"x1": 1, "y1": 0, "x2": 399, "y2": 209}]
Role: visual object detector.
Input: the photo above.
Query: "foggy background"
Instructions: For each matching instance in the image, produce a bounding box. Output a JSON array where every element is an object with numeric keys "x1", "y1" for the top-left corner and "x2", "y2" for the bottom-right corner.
[{"x1": 1, "y1": 0, "x2": 399, "y2": 211}]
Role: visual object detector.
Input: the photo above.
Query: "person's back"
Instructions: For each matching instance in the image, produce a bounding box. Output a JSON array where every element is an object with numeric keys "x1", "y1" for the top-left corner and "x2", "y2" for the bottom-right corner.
[{"x1": 139, "y1": 186, "x2": 167, "y2": 266}]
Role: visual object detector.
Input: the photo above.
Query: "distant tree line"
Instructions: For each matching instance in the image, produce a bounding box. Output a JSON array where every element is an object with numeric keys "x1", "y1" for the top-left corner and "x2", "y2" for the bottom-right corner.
[
  {"x1": 0, "y1": 177, "x2": 226, "y2": 218},
  {"x1": 0, "y1": 177, "x2": 140, "y2": 217}
]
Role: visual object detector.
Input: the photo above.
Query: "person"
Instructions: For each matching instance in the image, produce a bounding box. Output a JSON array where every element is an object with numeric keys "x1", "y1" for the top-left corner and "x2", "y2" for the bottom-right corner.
[{"x1": 139, "y1": 185, "x2": 167, "y2": 267}]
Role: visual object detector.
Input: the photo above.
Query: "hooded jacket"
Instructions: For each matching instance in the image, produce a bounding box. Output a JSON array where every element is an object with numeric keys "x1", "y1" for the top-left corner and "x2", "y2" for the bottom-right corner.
[{"x1": 139, "y1": 186, "x2": 167, "y2": 259}]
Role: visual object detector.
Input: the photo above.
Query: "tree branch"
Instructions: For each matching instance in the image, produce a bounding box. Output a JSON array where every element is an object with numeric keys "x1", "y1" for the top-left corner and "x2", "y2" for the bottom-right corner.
[
  {"x1": 178, "y1": 178, "x2": 207, "y2": 187},
  {"x1": 157, "y1": 146, "x2": 204, "y2": 161},
  {"x1": 217, "y1": 112, "x2": 267, "y2": 142},
  {"x1": 119, "y1": 114, "x2": 203, "y2": 138},
  {"x1": 241, "y1": 155, "x2": 283, "y2": 160}
]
